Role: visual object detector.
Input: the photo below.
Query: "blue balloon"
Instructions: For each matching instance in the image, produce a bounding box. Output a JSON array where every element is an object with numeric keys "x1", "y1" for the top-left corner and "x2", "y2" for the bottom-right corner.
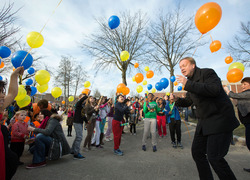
[
  {"x1": 0, "y1": 46, "x2": 11, "y2": 58},
  {"x1": 11, "y1": 50, "x2": 33, "y2": 70},
  {"x1": 30, "y1": 86, "x2": 37, "y2": 96},
  {"x1": 27, "y1": 67, "x2": 35, "y2": 75},
  {"x1": 170, "y1": 76, "x2": 176, "y2": 82},
  {"x1": 108, "y1": 15, "x2": 120, "y2": 30},
  {"x1": 178, "y1": 86, "x2": 182, "y2": 91},
  {"x1": 160, "y1": 78, "x2": 169, "y2": 89},
  {"x1": 0, "y1": 76, "x2": 2, "y2": 81},
  {"x1": 155, "y1": 82, "x2": 163, "y2": 91},
  {"x1": 147, "y1": 84, "x2": 153, "y2": 90},
  {"x1": 25, "y1": 79, "x2": 33, "y2": 86}
]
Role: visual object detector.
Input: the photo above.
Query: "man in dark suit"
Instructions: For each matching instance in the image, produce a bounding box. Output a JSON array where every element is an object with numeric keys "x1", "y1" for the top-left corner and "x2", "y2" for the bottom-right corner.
[{"x1": 175, "y1": 57, "x2": 239, "y2": 180}]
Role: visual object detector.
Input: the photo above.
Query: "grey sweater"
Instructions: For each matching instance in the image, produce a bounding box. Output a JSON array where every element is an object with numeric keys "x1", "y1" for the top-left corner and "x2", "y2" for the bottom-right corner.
[{"x1": 228, "y1": 89, "x2": 250, "y2": 117}]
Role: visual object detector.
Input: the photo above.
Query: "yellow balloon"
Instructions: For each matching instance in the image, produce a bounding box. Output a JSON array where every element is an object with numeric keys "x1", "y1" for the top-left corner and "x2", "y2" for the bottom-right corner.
[
  {"x1": 35, "y1": 70, "x2": 50, "y2": 85},
  {"x1": 17, "y1": 95, "x2": 31, "y2": 108},
  {"x1": 166, "y1": 92, "x2": 170, "y2": 96},
  {"x1": 142, "y1": 80, "x2": 147, "y2": 85},
  {"x1": 145, "y1": 90, "x2": 149, "y2": 94},
  {"x1": 68, "y1": 96, "x2": 74, "y2": 102},
  {"x1": 26, "y1": 31, "x2": 44, "y2": 48},
  {"x1": 84, "y1": 81, "x2": 91, "y2": 88},
  {"x1": 152, "y1": 88, "x2": 156, "y2": 93},
  {"x1": 228, "y1": 62, "x2": 245, "y2": 72},
  {"x1": 37, "y1": 83, "x2": 48, "y2": 93},
  {"x1": 120, "y1": 51, "x2": 130, "y2": 61},
  {"x1": 15, "y1": 86, "x2": 27, "y2": 101},
  {"x1": 132, "y1": 76, "x2": 135, "y2": 82},
  {"x1": 51, "y1": 87, "x2": 62, "y2": 98},
  {"x1": 144, "y1": 66, "x2": 149, "y2": 71},
  {"x1": 136, "y1": 85, "x2": 143, "y2": 93}
]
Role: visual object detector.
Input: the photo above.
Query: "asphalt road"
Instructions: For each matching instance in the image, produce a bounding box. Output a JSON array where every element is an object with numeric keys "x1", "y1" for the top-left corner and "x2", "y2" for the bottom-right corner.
[{"x1": 13, "y1": 119, "x2": 250, "y2": 180}]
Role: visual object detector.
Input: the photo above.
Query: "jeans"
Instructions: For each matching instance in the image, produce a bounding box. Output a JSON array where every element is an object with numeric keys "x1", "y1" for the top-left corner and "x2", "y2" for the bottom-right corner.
[
  {"x1": 142, "y1": 118, "x2": 157, "y2": 146},
  {"x1": 192, "y1": 131, "x2": 236, "y2": 180},
  {"x1": 99, "y1": 118, "x2": 106, "y2": 133},
  {"x1": 84, "y1": 120, "x2": 95, "y2": 148},
  {"x1": 169, "y1": 118, "x2": 181, "y2": 143},
  {"x1": 91, "y1": 121, "x2": 100, "y2": 146},
  {"x1": 71, "y1": 123, "x2": 83, "y2": 155},
  {"x1": 157, "y1": 115, "x2": 167, "y2": 136},
  {"x1": 245, "y1": 123, "x2": 250, "y2": 150},
  {"x1": 32, "y1": 133, "x2": 52, "y2": 164},
  {"x1": 105, "y1": 117, "x2": 113, "y2": 138}
]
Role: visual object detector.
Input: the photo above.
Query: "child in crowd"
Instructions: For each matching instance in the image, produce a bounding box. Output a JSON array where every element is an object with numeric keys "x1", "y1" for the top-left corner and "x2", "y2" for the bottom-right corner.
[
  {"x1": 157, "y1": 98, "x2": 167, "y2": 138},
  {"x1": 165, "y1": 94, "x2": 183, "y2": 149},
  {"x1": 10, "y1": 110, "x2": 29, "y2": 165},
  {"x1": 105, "y1": 98, "x2": 114, "y2": 141},
  {"x1": 142, "y1": 93, "x2": 160, "y2": 152},
  {"x1": 130, "y1": 97, "x2": 140, "y2": 135},
  {"x1": 67, "y1": 107, "x2": 74, "y2": 137}
]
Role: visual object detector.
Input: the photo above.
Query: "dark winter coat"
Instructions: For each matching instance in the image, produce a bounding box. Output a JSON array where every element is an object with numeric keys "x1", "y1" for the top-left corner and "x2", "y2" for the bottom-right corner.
[{"x1": 176, "y1": 67, "x2": 240, "y2": 135}]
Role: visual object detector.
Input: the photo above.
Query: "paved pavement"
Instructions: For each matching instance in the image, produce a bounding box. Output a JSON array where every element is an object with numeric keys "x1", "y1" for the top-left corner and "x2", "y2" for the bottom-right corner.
[{"x1": 13, "y1": 119, "x2": 250, "y2": 180}]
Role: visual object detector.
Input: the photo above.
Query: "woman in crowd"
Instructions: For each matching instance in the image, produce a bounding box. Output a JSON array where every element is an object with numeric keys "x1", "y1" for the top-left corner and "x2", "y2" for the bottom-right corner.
[
  {"x1": 105, "y1": 98, "x2": 114, "y2": 141},
  {"x1": 157, "y1": 98, "x2": 167, "y2": 138},
  {"x1": 224, "y1": 77, "x2": 250, "y2": 172}
]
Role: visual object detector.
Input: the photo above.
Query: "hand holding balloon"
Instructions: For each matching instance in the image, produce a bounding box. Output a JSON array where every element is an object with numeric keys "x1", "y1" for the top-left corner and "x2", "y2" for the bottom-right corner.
[{"x1": 12, "y1": 67, "x2": 24, "y2": 78}]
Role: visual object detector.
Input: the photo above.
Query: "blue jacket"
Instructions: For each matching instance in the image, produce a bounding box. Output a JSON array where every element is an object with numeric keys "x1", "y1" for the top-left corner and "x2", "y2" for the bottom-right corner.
[{"x1": 165, "y1": 102, "x2": 181, "y2": 123}]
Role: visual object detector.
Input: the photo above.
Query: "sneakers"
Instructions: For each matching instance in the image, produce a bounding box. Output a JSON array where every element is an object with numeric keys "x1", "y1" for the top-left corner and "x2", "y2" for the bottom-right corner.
[
  {"x1": 243, "y1": 168, "x2": 250, "y2": 173},
  {"x1": 177, "y1": 142, "x2": 183, "y2": 149},
  {"x1": 73, "y1": 153, "x2": 86, "y2": 160},
  {"x1": 26, "y1": 161, "x2": 46, "y2": 169},
  {"x1": 114, "y1": 149, "x2": 123, "y2": 156},
  {"x1": 105, "y1": 137, "x2": 111, "y2": 142},
  {"x1": 153, "y1": 146, "x2": 157, "y2": 152},
  {"x1": 96, "y1": 145, "x2": 104, "y2": 148},
  {"x1": 172, "y1": 142, "x2": 177, "y2": 148},
  {"x1": 142, "y1": 145, "x2": 146, "y2": 151}
]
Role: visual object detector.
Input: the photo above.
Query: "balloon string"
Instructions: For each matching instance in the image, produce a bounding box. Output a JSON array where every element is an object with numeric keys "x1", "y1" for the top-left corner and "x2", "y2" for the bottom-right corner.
[
  {"x1": 39, "y1": 0, "x2": 63, "y2": 34},
  {"x1": 19, "y1": 0, "x2": 63, "y2": 83},
  {"x1": 209, "y1": 34, "x2": 213, "y2": 42},
  {"x1": 192, "y1": 34, "x2": 203, "y2": 56}
]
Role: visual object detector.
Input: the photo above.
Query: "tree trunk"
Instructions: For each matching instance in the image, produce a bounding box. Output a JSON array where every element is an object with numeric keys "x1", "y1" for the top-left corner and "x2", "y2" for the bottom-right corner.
[
  {"x1": 122, "y1": 70, "x2": 127, "y2": 86},
  {"x1": 170, "y1": 68, "x2": 174, "y2": 93}
]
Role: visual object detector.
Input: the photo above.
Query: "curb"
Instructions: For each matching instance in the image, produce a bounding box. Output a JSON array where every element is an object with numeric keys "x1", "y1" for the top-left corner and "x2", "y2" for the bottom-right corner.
[{"x1": 182, "y1": 120, "x2": 246, "y2": 146}]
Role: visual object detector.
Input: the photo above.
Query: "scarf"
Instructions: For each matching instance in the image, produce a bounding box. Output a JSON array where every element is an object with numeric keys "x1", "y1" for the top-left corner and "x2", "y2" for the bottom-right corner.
[
  {"x1": 0, "y1": 113, "x2": 6, "y2": 180},
  {"x1": 38, "y1": 116, "x2": 50, "y2": 129}
]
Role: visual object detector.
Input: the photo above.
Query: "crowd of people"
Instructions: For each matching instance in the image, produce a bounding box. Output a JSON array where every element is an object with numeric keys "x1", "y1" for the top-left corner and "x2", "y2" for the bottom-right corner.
[{"x1": 0, "y1": 57, "x2": 250, "y2": 180}]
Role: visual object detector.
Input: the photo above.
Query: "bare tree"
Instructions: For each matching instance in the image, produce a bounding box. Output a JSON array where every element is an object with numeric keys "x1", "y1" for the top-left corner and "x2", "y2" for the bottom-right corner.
[
  {"x1": 147, "y1": 6, "x2": 204, "y2": 92},
  {"x1": 55, "y1": 56, "x2": 74, "y2": 106},
  {"x1": 227, "y1": 21, "x2": 250, "y2": 67},
  {"x1": 81, "y1": 11, "x2": 150, "y2": 85},
  {"x1": 93, "y1": 89, "x2": 101, "y2": 98},
  {"x1": 72, "y1": 63, "x2": 87, "y2": 98},
  {"x1": 0, "y1": 2, "x2": 20, "y2": 47}
]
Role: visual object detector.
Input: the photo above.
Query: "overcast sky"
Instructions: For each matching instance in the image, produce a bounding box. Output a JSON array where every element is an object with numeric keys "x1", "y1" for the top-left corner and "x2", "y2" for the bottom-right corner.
[{"x1": 3, "y1": 0, "x2": 250, "y2": 96}]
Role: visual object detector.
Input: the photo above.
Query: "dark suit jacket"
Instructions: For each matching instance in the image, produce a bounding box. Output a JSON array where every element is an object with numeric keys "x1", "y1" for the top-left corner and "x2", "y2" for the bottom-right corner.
[{"x1": 176, "y1": 67, "x2": 240, "y2": 135}]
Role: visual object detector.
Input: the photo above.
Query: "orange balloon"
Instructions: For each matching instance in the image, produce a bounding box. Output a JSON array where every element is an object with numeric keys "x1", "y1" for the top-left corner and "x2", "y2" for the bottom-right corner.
[
  {"x1": 195, "y1": 2, "x2": 222, "y2": 34},
  {"x1": 227, "y1": 68, "x2": 243, "y2": 83},
  {"x1": 82, "y1": 88, "x2": 90, "y2": 95},
  {"x1": 122, "y1": 86, "x2": 130, "y2": 95},
  {"x1": 62, "y1": 101, "x2": 65, "y2": 104},
  {"x1": 135, "y1": 73, "x2": 144, "y2": 83},
  {"x1": 210, "y1": 40, "x2": 222, "y2": 53},
  {"x1": 13, "y1": 67, "x2": 15, "y2": 71},
  {"x1": 0, "y1": 61, "x2": 4, "y2": 68},
  {"x1": 174, "y1": 81, "x2": 178, "y2": 86},
  {"x1": 225, "y1": 56, "x2": 233, "y2": 64},
  {"x1": 117, "y1": 83, "x2": 126, "y2": 93},
  {"x1": 146, "y1": 70, "x2": 154, "y2": 79},
  {"x1": 134, "y1": 63, "x2": 139, "y2": 68}
]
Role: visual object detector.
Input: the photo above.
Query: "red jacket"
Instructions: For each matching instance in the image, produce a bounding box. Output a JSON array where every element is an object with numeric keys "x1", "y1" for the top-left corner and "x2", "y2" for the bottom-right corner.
[
  {"x1": 11, "y1": 121, "x2": 29, "y2": 142},
  {"x1": 132, "y1": 102, "x2": 141, "y2": 111}
]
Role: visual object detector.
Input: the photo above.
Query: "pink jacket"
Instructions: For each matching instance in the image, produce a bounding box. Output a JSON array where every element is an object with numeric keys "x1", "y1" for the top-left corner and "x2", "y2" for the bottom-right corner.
[{"x1": 11, "y1": 121, "x2": 29, "y2": 142}]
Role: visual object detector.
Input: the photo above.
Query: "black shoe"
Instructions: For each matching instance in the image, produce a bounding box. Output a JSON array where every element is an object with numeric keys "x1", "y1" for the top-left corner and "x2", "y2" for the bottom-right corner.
[
  {"x1": 243, "y1": 168, "x2": 250, "y2": 172},
  {"x1": 153, "y1": 146, "x2": 157, "y2": 152},
  {"x1": 91, "y1": 143, "x2": 96, "y2": 146},
  {"x1": 18, "y1": 161, "x2": 24, "y2": 165},
  {"x1": 142, "y1": 145, "x2": 146, "y2": 151},
  {"x1": 172, "y1": 142, "x2": 177, "y2": 148},
  {"x1": 177, "y1": 142, "x2": 183, "y2": 149},
  {"x1": 122, "y1": 131, "x2": 125, "y2": 134}
]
